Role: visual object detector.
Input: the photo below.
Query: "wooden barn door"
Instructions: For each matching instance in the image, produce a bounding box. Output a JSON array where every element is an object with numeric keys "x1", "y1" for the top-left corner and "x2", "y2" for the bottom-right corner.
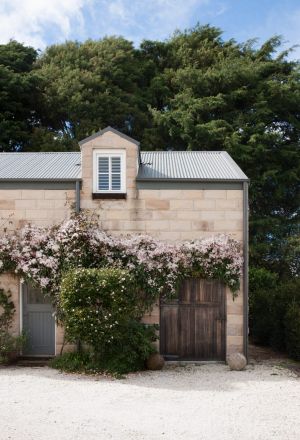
[{"x1": 160, "y1": 279, "x2": 226, "y2": 361}]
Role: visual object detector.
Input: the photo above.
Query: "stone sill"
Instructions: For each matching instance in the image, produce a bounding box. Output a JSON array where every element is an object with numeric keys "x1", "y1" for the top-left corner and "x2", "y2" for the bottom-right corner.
[{"x1": 92, "y1": 193, "x2": 127, "y2": 200}]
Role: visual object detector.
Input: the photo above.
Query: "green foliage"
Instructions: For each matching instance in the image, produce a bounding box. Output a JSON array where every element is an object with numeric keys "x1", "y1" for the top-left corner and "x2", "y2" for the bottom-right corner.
[
  {"x1": 149, "y1": 27, "x2": 300, "y2": 271},
  {"x1": 249, "y1": 267, "x2": 278, "y2": 345},
  {"x1": 96, "y1": 321, "x2": 157, "y2": 375},
  {"x1": 0, "y1": 41, "x2": 40, "y2": 151},
  {"x1": 59, "y1": 268, "x2": 157, "y2": 374},
  {"x1": 270, "y1": 279, "x2": 300, "y2": 351},
  {"x1": 60, "y1": 268, "x2": 141, "y2": 350},
  {"x1": 1, "y1": 27, "x2": 298, "y2": 279},
  {"x1": 0, "y1": 30, "x2": 298, "y2": 277},
  {"x1": 0, "y1": 332, "x2": 25, "y2": 364},
  {"x1": 35, "y1": 38, "x2": 149, "y2": 147},
  {"x1": 285, "y1": 303, "x2": 300, "y2": 360},
  {"x1": 50, "y1": 352, "x2": 103, "y2": 374},
  {"x1": 51, "y1": 323, "x2": 157, "y2": 376},
  {"x1": 61, "y1": 269, "x2": 142, "y2": 342},
  {"x1": 0, "y1": 288, "x2": 25, "y2": 363},
  {"x1": 0, "y1": 28, "x2": 299, "y2": 356},
  {"x1": 249, "y1": 270, "x2": 300, "y2": 358},
  {"x1": 0, "y1": 289, "x2": 15, "y2": 329}
]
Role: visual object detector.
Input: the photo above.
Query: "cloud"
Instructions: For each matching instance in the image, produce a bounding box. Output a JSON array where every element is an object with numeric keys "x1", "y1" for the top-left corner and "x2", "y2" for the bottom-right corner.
[
  {"x1": 0, "y1": 0, "x2": 87, "y2": 49},
  {"x1": 0, "y1": 0, "x2": 210, "y2": 49},
  {"x1": 1, "y1": 0, "x2": 299, "y2": 61}
]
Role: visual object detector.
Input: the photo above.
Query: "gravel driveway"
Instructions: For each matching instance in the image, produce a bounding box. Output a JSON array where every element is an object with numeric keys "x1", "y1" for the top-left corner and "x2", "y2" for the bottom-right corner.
[{"x1": 0, "y1": 362, "x2": 299, "y2": 440}]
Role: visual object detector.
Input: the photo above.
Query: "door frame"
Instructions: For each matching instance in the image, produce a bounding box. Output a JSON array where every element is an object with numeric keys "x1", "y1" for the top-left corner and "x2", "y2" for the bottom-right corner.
[
  {"x1": 19, "y1": 281, "x2": 57, "y2": 356},
  {"x1": 159, "y1": 279, "x2": 227, "y2": 361}
]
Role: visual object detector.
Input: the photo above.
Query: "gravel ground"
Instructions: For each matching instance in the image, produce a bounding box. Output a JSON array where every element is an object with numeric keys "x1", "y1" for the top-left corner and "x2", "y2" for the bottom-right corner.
[{"x1": 0, "y1": 363, "x2": 299, "y2": 440}]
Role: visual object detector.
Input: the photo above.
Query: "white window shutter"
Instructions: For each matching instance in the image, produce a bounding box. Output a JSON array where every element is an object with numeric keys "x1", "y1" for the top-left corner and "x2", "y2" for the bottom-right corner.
[
  {"x1": 96, "y1": 153, "x2": 124, "y2": 192},
  {"x1": 98, "y1": 157, "x2": 109, "y2": 190}
]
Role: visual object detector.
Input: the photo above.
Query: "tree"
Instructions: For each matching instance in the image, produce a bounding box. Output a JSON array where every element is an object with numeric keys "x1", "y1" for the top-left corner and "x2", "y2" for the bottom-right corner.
[
  {"x1": 0, "y1": 28, "x2": 299, "y2": 279},
  {"x1": 34, "y1": 37, "x2": 152, "y2": 149},
  {"x1": 149, "y1": 26, "x2": 300, "y2": 273},
  {"x1": 0, "y1": 41, "x2": 40, "y2": 151}
]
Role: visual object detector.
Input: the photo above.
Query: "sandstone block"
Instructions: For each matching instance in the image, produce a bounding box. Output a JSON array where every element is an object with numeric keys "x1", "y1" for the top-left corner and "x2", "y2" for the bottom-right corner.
[
  {"x1": 119, "y1": 220, "x2": 145, "y2": 231},
  {"x1": 44, "y1": 190, "x2": 67, "y2": 200},
  {"x1": 25, "y1": 209, "x2": 49, "y2": 220},
  {"x1": 0, "y1": 200, "x2": 15, "y2": 209},
  {"x1": 138, "y1": 190, "x2": 161, "y2": 199},
  {"x1": 145, "y1": 199, "x2": 170, "y2": 210},
  {"x1": 227, "y1": 190, "x2": 243, "y2": 199},
  {"x1": 145, "y1": 220, "x2": 169, "y2": 231},
  {"x1": 21, "y1": 190, "x2": 44, "y2": 200},
  {"x1": 204, "y1": 190, "x2": 226, "y2": 199},
  {"x1": 194, "y1": 199, "x2": 216, "y2": 210},
  {"x1": 169, "y1": 220, "x2": 191, "y2": 231},
  {"x1": 216, "y1": 199, "x2": 239, "y2": 209},
  {"x1": 177, "y1": 211, "x2": 201, "y2": 220},
  {"x1": 200, "y1": 211, "x2": 225, "y2": 220},
  {"x1": 0, "y1": 190, "x2": 22, "y2": 199},
  {"x1": 170, "y1": 199, "x2": 193, "y2": 210},
  {"x1": 192, "y1": 220, "x2": 214, "y2": 231}
]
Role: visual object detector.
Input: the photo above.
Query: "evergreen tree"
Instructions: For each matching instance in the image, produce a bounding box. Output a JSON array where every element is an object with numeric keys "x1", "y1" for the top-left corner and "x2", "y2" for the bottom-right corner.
[
  {"x1": 0, "y1": 28, "x2": 299, "y2": 277},
  {"x1": 35, "y1": 37, "x2": 151, "y2": 149},
  {"x1": 0, "y1": 41, "x2": 40, "y2": 151},
  {"x1": 149, "y1": 26, "x2": 300, "y2": 272}
]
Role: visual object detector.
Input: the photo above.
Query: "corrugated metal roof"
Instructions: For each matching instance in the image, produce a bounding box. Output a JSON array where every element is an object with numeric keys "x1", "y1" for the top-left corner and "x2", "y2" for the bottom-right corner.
[
  {"x1": 138, "y1": 151, "x2": 248, "y2": 181},
  {"x1": 0, "y1": 150, "x2": 248, "y2": 182},
  {"x1": 0, "y1": 152, "x2": 81, "y2": 180}
]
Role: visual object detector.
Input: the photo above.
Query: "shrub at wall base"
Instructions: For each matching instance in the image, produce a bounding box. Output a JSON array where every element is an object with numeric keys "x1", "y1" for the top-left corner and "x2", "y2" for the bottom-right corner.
[
  {"x1": 285, "y1": 303, "x2": 300, "y2": 361},
  {"x1": 59, "y1": 268, "x2": 157, "y2": 374},
  {"x1": 0, "y1": 289, "x2": 25, "y2": 364}
]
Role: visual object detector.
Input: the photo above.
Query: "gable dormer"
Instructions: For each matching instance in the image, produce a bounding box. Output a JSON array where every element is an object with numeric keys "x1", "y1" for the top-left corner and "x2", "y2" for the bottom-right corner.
[{"x1": 79, "y1": 126, "x2": 139, "y2": 199}]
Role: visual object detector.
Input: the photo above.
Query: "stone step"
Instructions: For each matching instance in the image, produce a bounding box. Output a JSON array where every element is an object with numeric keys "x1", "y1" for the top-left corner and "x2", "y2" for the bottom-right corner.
[{"x1": 16, "y1": 357, "x2": 53, "y2": 367}]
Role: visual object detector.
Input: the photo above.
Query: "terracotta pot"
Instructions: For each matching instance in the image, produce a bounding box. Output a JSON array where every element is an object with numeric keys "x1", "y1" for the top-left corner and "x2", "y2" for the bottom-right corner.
[
  {"x1": 146, "y1": 353, "x2": 165, "y2": 370},
  {"x1": 5, "y1": 350, "x2": 19, "y2": 365}
]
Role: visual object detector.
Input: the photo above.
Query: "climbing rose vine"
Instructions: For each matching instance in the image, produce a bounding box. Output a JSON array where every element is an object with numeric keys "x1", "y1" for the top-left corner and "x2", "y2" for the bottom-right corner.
[{"x1": 0, "y1": 212, "x2": 243, "y2": 313}]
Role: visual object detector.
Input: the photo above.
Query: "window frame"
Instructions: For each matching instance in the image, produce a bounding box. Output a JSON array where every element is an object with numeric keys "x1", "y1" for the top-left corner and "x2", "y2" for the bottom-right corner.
[{"x1": 93, "y1": 149, "x2": 126, "y2": 194}]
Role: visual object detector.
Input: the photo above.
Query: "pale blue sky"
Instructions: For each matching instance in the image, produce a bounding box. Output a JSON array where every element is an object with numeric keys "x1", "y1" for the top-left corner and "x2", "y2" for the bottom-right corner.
[{"x1": 0, "y1": 0, "x2": 299, "y2": 58}]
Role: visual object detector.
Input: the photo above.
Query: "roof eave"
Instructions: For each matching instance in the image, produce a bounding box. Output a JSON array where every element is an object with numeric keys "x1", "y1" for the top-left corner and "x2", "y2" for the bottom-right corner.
[
  {"x1": 0, "y1": 178, "x2": 82, "y2": 182},
  {"x1": 136, "y1": 177, "x2": 250, "y2": 183}
]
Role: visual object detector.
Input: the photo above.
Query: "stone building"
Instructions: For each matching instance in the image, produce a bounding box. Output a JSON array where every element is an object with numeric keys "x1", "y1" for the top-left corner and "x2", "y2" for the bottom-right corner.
[{"x1": 0, "y1": 127, "x2": 249, "y2": 361}]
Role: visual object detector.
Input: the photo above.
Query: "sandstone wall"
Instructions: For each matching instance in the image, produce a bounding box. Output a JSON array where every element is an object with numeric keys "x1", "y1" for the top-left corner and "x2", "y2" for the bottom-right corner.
[
  {"x1": 0, "y1": 189, "x2": 75, "y2": 230},
  {"x1": 0, "y1": 130, "x2": 245, "y2": 358}
]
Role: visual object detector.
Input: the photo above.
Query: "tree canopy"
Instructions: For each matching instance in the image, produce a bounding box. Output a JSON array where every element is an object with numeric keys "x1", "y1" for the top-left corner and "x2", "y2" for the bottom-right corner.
[
  {"x1": 0, "y1": 25, "x2": 299, "y2": 277},
  {"x1": 0, "y1": 41, "x2": 40, "y2": 151}
]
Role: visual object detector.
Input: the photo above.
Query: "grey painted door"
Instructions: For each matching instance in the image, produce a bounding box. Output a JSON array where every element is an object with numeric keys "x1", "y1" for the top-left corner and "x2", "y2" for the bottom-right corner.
[{"x1": 22, "y1": 284, "x2": 55, "y2": 355}]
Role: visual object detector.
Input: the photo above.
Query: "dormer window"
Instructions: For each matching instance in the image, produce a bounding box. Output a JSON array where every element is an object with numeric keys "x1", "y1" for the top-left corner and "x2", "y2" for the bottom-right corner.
[{"x1": 93, "y1": 150, "x2": 126, "y2": 195}]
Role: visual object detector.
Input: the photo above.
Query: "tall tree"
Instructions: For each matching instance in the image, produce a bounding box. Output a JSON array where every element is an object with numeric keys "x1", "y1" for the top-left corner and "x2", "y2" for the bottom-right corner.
[
  {"x1": 0, "y1": 41, "x2": 40, "y2": 151},
  {"x1": 0, "y1": 29, "x2": 299, "y2": 276},
  {"x1": 35, "y1": 37, "x2": 152, "y2": 149},
  {"x1": 149, "y1": 26, "x2": 300, "y2": 272}
]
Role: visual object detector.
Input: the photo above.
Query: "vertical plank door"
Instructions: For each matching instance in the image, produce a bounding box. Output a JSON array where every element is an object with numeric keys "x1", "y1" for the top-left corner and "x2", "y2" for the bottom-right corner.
[{"x1": 160, "y1": 278, "x2": 226, "y2": 361}]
